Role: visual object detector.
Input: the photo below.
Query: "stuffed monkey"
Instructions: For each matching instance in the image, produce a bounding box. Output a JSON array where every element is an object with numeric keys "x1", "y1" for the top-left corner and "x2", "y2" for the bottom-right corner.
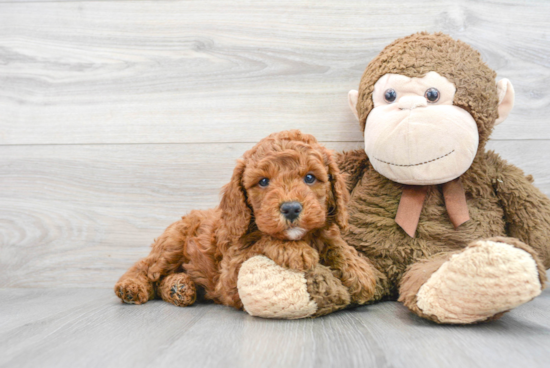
[{"x1": 238, "y1": 32, "x2": 550, "y2": 323}]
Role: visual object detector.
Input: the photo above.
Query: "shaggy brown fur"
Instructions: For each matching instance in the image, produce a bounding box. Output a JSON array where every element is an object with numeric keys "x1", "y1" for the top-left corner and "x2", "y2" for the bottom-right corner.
[
  {"x1": 115, "y1": 130, "x2": 376, "y2": 311},
  {"x1": 305, "y1": 263, "x2": 352, "y2": 316},
  {"x1": 340, "y1": 32, "x2": 550, "y2": 323}
]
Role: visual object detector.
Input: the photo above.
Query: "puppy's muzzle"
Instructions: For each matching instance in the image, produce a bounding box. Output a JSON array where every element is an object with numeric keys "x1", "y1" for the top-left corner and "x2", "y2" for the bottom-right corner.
[{"x1": 280, "y1": 202, "x2": 302, "y2": 222}]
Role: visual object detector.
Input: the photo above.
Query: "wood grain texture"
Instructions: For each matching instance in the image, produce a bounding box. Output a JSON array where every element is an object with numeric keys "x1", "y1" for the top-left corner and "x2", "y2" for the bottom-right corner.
[
  {"x1": 1, "y1": 286, "x2": 549, "y2": 368},
  {"x1": 0, "y1": 140, "x2": 548, "y2": 288},
  {"x1": 0, "y1": 0, "x2": 549, "y2": 144},
  {"x1": 2, "y1": 2, "x2": 550, "y2": 363},
  {"x1": 0, "y1": 141, "x2": 363, "y2": 288}
]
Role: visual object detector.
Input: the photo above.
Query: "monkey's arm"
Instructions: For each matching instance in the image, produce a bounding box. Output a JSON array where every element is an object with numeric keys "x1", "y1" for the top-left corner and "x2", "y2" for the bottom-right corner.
[
  {"x1": 490, "y1": 152, "x2": 550, "y2": 268},
  {"x1": 335, "y1": 149, "x2": 369, "y2": 193}
]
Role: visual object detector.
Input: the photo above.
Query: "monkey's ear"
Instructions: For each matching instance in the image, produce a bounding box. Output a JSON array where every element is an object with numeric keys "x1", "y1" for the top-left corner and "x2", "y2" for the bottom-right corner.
[
  {"x1": 348, "y1": 90, "x2": 359, "y2": 120},
  {"x1": 495, "y1": 79, "x2": 515, "y2": 126}
]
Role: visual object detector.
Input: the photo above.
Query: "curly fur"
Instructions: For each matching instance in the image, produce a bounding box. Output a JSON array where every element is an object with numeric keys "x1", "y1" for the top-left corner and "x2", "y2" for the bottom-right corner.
[{"x1": 115, "y1": 130, "x2": 376, "y2": 310}]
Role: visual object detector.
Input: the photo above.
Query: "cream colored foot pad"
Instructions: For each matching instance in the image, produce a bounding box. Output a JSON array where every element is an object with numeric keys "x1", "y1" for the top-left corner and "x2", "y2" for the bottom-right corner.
[
  {"x1": 417, "y1": 241, "x2": 542, "y2": 324},
  {"x1": 238, "y1": 256, "x2": 317, "y2": 319}
]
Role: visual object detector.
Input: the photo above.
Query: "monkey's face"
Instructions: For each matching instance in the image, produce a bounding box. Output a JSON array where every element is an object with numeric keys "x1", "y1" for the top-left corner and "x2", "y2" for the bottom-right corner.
[{"x1": 364, "y1": 72, "x2": 479, "y2": 185}]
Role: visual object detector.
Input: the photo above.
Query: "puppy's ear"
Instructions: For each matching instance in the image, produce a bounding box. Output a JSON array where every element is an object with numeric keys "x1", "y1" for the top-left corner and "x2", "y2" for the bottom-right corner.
[
  {"x1": 326, "y1": 150, "x2": 350, "y2": 231},
  {"x1": 219, "y1": 159, "x2": 252, "y2": 242}
]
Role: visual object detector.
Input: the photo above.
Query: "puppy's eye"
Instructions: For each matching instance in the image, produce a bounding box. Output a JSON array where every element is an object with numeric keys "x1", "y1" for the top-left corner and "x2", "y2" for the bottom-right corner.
[
  {"x1": 425, "y1": 88, "x2": 440, "y2": 103},
  {"x1": 258, "y1": 178, "x2": 269, "y2": 187},
  {"x1": 304, "y1": 174, "x2": 316, "y2": 184},
  {"x1": 384, "y1": 89, "x2": 397, "y2": 103}
]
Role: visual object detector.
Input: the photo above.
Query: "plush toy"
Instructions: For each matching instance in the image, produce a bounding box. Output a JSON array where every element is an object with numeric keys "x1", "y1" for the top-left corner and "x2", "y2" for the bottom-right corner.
[{"x1": 238, "y1": 32, "x2": 550, "y2": 324}]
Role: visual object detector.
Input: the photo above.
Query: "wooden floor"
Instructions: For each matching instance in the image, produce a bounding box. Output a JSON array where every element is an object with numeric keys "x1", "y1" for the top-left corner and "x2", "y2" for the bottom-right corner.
[
  {"x1": 2, "y1": 0, "x2": 550, "y2": 367},
  {"x1": 1, "y1": 283, "x2": 550, "y2": 368}
]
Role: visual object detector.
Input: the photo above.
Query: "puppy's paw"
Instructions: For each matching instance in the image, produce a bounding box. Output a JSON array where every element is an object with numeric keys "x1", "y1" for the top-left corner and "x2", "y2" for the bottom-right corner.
[
  {"x1": 114, "y1": 279, "x2": 151, "y2": 305},
  {"x1": 285, "y1": 245, "x2": 319, "y2": 272},
  {"x1": 158, "y1": 273, "x2": 197, "y2": 307},
  {"x1": 266, "y1": 242, "x2": 319, "y2": 272}
]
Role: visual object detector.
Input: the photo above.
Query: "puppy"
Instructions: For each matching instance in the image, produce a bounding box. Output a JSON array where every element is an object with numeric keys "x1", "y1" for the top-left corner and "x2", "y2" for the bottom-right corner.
[{"x1": 114, "y1": 130, "x2": 375, "y2": 311}]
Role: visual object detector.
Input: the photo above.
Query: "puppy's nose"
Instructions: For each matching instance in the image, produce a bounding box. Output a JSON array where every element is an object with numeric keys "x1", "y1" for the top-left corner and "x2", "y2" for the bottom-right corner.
[{"x1": 280, "y1": 202, "x2": 302, "y2": 222}]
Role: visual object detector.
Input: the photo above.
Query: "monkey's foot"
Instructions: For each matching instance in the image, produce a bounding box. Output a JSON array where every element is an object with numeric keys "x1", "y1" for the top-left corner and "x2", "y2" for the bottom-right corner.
[
  {"x1": 238, "y1": 256, "x2": 350, "y2": 319},
  {"x1": 158, "y1": 273, "x2": 197, "y2": 307},
  {"x1": 416, "y1": 240, "x2": 542, "y2": 324},
  {"x1": 115, "y1": 279, "x2": 152, "y2": 305}
]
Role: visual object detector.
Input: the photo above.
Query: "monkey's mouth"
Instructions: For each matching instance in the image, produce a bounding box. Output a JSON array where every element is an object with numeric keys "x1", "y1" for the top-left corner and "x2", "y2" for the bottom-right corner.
[{"x1": 373, "y1": 150, "x2": 455, "y2": 167}]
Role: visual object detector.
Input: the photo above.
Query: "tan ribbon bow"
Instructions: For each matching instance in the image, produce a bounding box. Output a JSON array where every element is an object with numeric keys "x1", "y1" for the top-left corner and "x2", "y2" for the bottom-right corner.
[{"x1": 395, "y1": 178, "x2": 470, "y2": 238}]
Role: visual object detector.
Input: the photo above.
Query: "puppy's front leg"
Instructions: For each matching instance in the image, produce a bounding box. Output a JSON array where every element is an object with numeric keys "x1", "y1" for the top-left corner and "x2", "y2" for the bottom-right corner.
[
  {"x1": 259, "y1": 238, "x2": 319, "y2": 272},
  {"x1": 321, "y1": 227, "x2": 378, "y2": 305},
  {"x1": 115, "y1": 219, "x2": 188, "y2": 304}
]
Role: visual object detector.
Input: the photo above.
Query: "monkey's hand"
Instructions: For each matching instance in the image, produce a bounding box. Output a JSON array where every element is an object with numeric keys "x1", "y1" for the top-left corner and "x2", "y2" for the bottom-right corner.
[{"x1": 237, "y1": 256, "x2": 350, "y2": 319}]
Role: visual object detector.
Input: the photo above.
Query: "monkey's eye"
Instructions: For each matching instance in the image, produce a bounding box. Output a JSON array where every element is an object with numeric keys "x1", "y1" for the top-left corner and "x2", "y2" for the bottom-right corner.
[
  {"x1": 258, "y1": 178, "x2": 270, "y2": 187},
  {"x1": 384, "y1": 89, "x2": 397, "y2": 103},
  {"x1": 425, "y1": 88, "x2": 440, "y2": 103},
  {"x1": 304, "y1": 174, "x2": 317, "y2": 184}
]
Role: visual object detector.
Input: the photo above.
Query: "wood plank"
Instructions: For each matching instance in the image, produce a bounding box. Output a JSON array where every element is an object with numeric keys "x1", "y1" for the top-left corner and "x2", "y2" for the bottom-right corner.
[
  {"x1": 1, "y1": 139, "x2": 549, "y2": 288},
  {"x1": 0, "y1": 289, "x2": 214, "y2": 368},
  {"x1": 0, "y1": 288, "x2": 113, "y2": 332},
  {"x1": 344, "y1": 288, "x2": 550, "y2": 368},
  {"x1": 0, "y1": 0, "x2": 549, "y2": 145},
  {"x1": 0, "y1": 286, "x2": 549, "y2": 368}
]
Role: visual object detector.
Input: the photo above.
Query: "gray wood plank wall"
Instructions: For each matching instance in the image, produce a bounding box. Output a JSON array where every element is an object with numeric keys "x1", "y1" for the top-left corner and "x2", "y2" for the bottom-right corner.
[{"x1": 1, "y1": 0, "x2": 550, "y2": 288}]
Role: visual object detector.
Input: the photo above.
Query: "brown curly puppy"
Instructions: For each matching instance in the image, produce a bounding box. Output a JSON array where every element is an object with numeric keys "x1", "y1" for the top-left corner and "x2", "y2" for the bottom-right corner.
[{"x1": 114, "y1": 130, "x2": 376, "y2": 312}]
